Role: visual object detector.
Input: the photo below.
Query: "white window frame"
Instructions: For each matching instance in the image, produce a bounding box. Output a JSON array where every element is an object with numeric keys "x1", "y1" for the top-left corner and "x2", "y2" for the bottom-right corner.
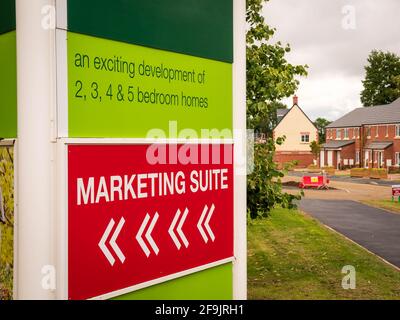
[
  {"x1": 396, "y1": 152, "x2": 400, "y2": 166},
  {"x1": 355, "y1": 151, "x2": 360, "y2": 164},
  {"x1": 344, "y1": 128, "x2": 349, "y2": 139},
  {"x1": 396, "y1": 125, "x2": 400, "y2": 137},
  {"x1": 301, "y1": 133, "x2": 310, "y2": 143},
  {"x1": 336, "y1": 129, "x2": 341, "y2": 140},
  {"x1": 366, "y1": 126, "x2": 371, "y2": 138}
]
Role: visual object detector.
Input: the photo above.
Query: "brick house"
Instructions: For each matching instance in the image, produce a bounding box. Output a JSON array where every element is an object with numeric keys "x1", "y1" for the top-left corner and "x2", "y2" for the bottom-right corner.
[
  {"x1": 321, "y1": 97, "x2": 400, "y2": 170},
  {"x1": 274, "y1": 96, "x2": 318, "y2": 168}
]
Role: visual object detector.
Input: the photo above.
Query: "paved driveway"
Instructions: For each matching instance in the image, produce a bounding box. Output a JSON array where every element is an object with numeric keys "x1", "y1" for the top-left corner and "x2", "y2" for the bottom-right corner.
[{"x1": 299, "y1": 199, "x2": 400, "y2": 268}]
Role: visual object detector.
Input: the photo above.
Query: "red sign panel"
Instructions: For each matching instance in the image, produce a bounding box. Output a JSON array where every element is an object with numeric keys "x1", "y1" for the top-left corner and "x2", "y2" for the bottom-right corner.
[{"x1": 68, "y1": 144, "x2": 234, "y2": 300}]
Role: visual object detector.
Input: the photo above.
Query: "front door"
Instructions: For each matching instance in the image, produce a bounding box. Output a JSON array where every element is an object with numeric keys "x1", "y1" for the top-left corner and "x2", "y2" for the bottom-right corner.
[
  {"x1": 364, "y1": 150, "x2": 370, "y2": 168},
  {"x1": 336, "y1": 151, "x2": 341, "y2": 170},
  {"x1": 320, "y1": 150, "x2": 325, "y2": 167},
  {"x1": 377, "y1": 151, "x2": 384, "y2": 168},
  {"x1": 327, "y1": 151, "x2": 333, "y2": 167}
]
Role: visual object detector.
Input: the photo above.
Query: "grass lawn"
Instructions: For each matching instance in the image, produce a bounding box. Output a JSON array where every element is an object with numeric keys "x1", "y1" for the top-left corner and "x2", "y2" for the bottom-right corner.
[
  {"x1": 362, "y1": 200, "x2": 400, "y2": 214},
  {"x1": 248, "y1": 208, "x2": 400, "y2": 300}
]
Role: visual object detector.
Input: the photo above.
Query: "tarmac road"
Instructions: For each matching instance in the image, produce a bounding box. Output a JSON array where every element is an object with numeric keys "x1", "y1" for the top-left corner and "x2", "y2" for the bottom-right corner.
[{"x1": 300, "y1": 199, "x2": 400, "y2": 268}]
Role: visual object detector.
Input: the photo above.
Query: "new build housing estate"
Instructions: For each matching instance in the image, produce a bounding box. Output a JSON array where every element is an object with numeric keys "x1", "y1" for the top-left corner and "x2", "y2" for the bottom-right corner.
[{"x1": 321, "y1": 98, "x2": 400, "y2": 170}]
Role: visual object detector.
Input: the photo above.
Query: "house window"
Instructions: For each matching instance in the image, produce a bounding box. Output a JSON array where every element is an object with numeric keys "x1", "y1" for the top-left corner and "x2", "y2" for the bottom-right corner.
[
  {"x1": 301, "y1": 133, "x2": 310, "y2": 143},
  {"x1": 344, "y1": 128, "x2": 349, "y2": 139},
  {"x1": 336, "y1": 129, "x2": 341, "y2": 139},
  {"x1": 366, "y1": 126, "x2": 371, "y2": 137},
  {"x1": 396, "y1": 125, "x2": 400, "y2": 137},
  {"x1": 396, "y1": 153, "x2": 400, "y2": 166},
  {"x1": 375, "y1": 126, "x2": 379, "y2": 137},
  {"x1": 355, "y1": 127, "x2": 360, "y2": 138},
  {"x1": 355, "y1": 151, "x2": 360, "y2": 164},
  {"x1": 385, "y1": 125, "x2": 389, "y2": 137}
]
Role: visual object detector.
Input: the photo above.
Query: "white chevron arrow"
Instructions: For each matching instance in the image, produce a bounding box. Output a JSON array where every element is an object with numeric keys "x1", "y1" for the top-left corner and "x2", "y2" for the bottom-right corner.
[
  {"x1": 136, "y1": 213, "x2": 159, "y2": 257},
  {"x1": 204, "y1": 204, "x2": 215, "y2": 242},
  {"x1": 98, "y1": 217, "x2": 126, "y2": 266},
  {"x1": 177, "y1": 208, "x2": 189, "y2": 248},
  {"x1": 169, "y1": 208, "x2": 189, "y2": 250},
  {"x1": 136, "y1": 214, "x2": 151, "y2": 257},
  {"x1": 110, "y1": 217, "x2": 126, "y2": 264},
  {"x1": 197, "y1": 204, "x2": 216, "y2": 243},
  {"x1": 145, "y1": 212, "x2": 159, "y2": 255}
]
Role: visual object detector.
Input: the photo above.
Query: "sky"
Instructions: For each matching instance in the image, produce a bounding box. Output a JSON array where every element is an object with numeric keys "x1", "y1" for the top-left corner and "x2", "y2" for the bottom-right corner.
[{"x1": 263, "y1": 0, "x2": 400, "y2": 122}]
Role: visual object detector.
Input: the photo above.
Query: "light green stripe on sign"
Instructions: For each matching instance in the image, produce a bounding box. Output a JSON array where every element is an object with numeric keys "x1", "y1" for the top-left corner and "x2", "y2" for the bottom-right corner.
[
  {"x1": 67, "y1": 32, "x2": 232, "y2": 138},
  {"x1": 112, "y1": 263, "x2": 233, "y2": 300},
  {"x1": 0, "y1": 31, "x2": 17, "y2": 139}
]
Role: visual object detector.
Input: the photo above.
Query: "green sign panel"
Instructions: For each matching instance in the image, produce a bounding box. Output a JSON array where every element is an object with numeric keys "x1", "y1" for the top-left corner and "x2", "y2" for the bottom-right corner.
[
  {"x1": 67, "y1": 32, "x2": 232, "y2": 138},
  {"x1": 0, "y1": 31, "x2": 17, "y2": 139},
  {"x1": 113, "y1": 264, "x2": 232, "y2": 300},
  {"x1": 67, "y1": 0, "x2": 233, "y2": 63}
]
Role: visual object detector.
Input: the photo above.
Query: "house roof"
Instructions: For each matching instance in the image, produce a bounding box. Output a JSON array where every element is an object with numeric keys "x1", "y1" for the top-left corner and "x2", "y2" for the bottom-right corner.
[
  {"x1": 327, "y1": 98, "x2": 400, "y2": 128},
  {"x1": 277, "y1": 109, "x2": 289, "y2": 124},
  {"x1": 322, "y1": 140, "x2": 355, "y2": 149},
  {"x1": 364, "y1": 141, "x2": 393, "y2": 150},
  {"x1": 275, "y1": 104, "x2": 317, "y2": 132}
]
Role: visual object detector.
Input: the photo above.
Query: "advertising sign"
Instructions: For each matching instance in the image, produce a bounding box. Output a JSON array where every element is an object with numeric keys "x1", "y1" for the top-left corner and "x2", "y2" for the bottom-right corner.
[
  {"x1": 392, "y1": 185, "x2": 400, "y2": 197},
  {"x1": 68, "y1": 144, "x2": 234, "y2": 300},
  {"x1": 66, "y1": 33, "x2": 232, "y2": 138}
]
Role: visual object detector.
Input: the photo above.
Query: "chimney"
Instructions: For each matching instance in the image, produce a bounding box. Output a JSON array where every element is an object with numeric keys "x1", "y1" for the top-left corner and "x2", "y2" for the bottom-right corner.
[{"x1": 293, "y1": 95, "x2": 298, "y2": 106}]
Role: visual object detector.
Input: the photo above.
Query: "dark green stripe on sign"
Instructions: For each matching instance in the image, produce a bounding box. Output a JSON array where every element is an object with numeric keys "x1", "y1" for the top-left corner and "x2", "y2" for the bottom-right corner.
[
  {"x1": 67, "y1": 0, "x2": 233, "y2": 63},
  {"x1": 0, "y1": 0, "x2": 15, "y2": 34}
]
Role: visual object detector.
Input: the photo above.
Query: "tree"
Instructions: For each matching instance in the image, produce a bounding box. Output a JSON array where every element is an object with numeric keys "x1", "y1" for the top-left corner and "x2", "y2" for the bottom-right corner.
[
  {"x1": 247, "y1": 0, "x2": 308, "y2": 130},
  {"x1": 254, "y1": 101, "x2": 287, "y2": 137},
  {"x1": 246, "y1": 0, "x2": 307, "y2": 219},
  {"x1": 247, "y1": 138, "x2": 300, "y2": 219},
  {"x1": 361, "y1": 50, "x2": 400, "y2": 107},
  {"x1": 310, "y1": 141, "x2": 321, "y2": 163},
  {"x1": 314, "y1": 117, "x2": 331, "y2": 143}
]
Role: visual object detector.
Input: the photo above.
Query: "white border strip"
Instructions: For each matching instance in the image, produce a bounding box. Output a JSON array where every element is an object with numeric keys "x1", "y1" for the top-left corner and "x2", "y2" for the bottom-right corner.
[
  {"x1": 56, "y1": 139, "x2": 68, "y2": 299},
  {"x1": 56, "y1": 0, "x2": 67, "y2": 30},
  {"x1": 89, "y1": 257, "x2": 235, "y2": 300},
  {"x1": 56, "y1": 29, "x2": 68, "y2": 137},
  {"x1": 232, "y1": 0, "x2": 247, "y2": 300},
  {"x1": 63, "y1": 138, "x2": 235, "y2": 145}
]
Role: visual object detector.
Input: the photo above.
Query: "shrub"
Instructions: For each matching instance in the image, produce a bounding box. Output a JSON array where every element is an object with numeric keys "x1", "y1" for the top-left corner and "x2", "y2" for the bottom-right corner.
[
  {"x1": 350, "y1": 168, "x2": 369, "y2": 177},
  {"x1": 321, "y1": 166, "x2": 335, "y2": 175},
  {"x1": 389, "y1": 167, "x2": 400, "y2": 174},
  {"x1": 350, "y1": 168, "x2": 388, "y2": 179},
  {"x1": 247, "y1": 138, "x2": 302, "y2": 220},
  {"x1": 370, "y1": 168, "x2": 388, "y2": 179}
]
